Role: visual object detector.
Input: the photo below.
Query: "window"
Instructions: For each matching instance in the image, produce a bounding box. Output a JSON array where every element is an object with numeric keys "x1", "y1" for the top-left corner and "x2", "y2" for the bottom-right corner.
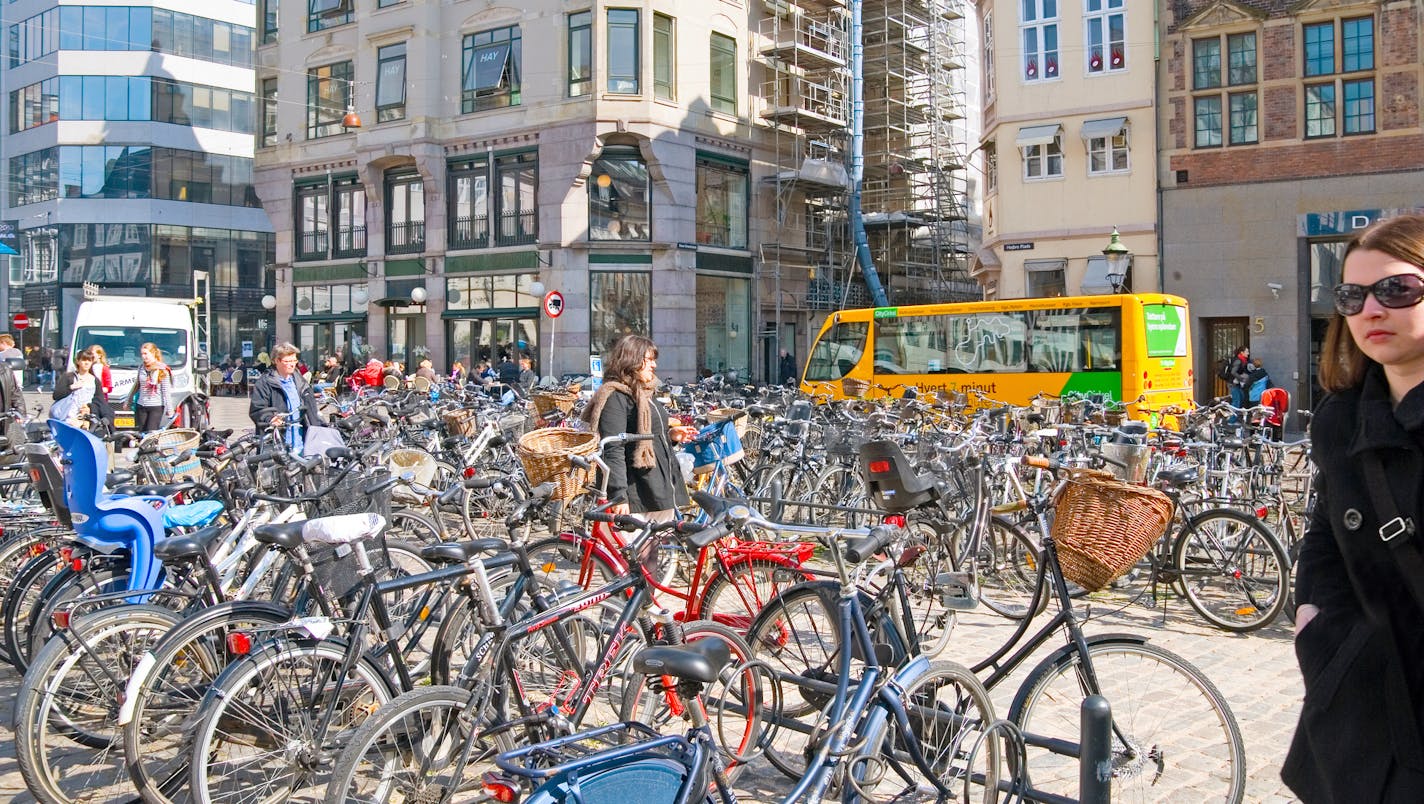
[
  {"x1": 695, "y1": 157, "x2": 748, "y2": 248},
  {"x1": 1020, "y1": 0, "x2": 1059, "y2": 81},
  {"x1": 805, "y1": 321, "x2": 868, "y2": 381},
  {"x1": 448, "y1": 158, "x2": 490, "y2": 249},
  {"x1": 1192, "y1": 31, "x2": 1257, "y2": 146},
  {"x1": 607, "y1": 9, "x2": 639, "y2": 93},
  {"x1": 9, "y1": 77, "x2": 58, "y2": 132},
  {"x1": 1017, "y1": 126, "x2": 1063, "y2": 179},
  {"x1": 1302, "y1": 16, "x2": 1375, "y2": 137},
  {"x1": 653, "y1": 14, "x2": 674, "y2": 101},
  {"x1": 462, "y1": 26, "x2": 521, "y2": 113},
  {"x1": 333, "y1": 177, "x2": 366, "y2": 257},
  {"x1": 386, "y1": 171, "x2": 424, "y2": 255},
  {"x1": 709, "y1": 32, "x2": 736, "y2": 114},
  {"x1": 295, "y1": 183, "x2": 329, "y2": 261},
  {"x1": 1084, "y1": 0, "x2": 1124, "y2": 74},
  {"x1": 496, "y1": 152, "x2": 538, "y2": 246},
  {"x1": 589, "y1": 147, "x2": 650, "y2": 241},
  {"x1": 260, "y1": 78, "x2": 277, "y2": 146},
  {"x1": 260, "y1": 0, "x2": 277, "y2": 44},
  {"x1": 1025, "y1": 259, "x2": 1067, "y2": 298},
  {"x1": 568, "y1": 12, "x2": 592, "y2": 97},
  {"x1": 308, "y1": 0, "x2": 352, "y2": 33},
  {"x1": 590, "y1": 271, "x2": 651, "y2": 354},
  {"x1": 982, "y1": 11, "x2": 994, "y2": 100},
  {"x1": 14, "y1": 6, "x2": 248, "y2": 68},
  {"x1": 307, "y1": 61, "x2": 352, "y2": 139},
  {"x1": 984, "y1": 143, "x2": 997, "y2": 191},
  {"x1": 375, "y1": 43, "x2": 407, "y2": 123},
  {"x1": 1083, "y1": 119, "x2": 1128, "y2": 174}
]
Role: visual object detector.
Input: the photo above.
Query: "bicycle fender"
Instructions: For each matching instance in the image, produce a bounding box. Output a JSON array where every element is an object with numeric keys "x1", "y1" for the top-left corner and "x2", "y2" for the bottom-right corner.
[
  {"x1": 1007, "y1": 632, "x2": 1150, "y2": 721},
  {"x1": 841, "y1": 655, "x2": 932, "y2": 804}
]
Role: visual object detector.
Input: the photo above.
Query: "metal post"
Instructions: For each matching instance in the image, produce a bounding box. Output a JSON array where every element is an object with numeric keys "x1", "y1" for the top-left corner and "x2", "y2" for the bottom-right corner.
[{"x1": 1080, "y1": 694, "x2": 1112, "y2": 803}]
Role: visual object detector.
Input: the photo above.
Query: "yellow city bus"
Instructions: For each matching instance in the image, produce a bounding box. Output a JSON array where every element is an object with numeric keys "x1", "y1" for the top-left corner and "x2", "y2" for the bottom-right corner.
[{"x1": 801, "y1": 293, "x2": 1194, "y2": 420}]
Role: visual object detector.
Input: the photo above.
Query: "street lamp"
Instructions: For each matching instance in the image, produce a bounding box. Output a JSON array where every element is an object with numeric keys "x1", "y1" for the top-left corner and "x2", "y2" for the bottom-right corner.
[
  {"x1": 410, "y1": 286, "x2": 427, "y2": 304},
  {"x1": 352, "y1": 283, "x2": 369, "y2": 307},
  {"x1": 1102, "y1": 227, "x2": 1131, "y2": 293},
  {"x1": 261, "y1": 294, "x2": 277, "y2": 310}
]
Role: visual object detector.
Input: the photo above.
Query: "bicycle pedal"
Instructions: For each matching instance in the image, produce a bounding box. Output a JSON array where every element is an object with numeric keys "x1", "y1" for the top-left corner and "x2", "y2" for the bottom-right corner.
[{"x1": 934, "y1": 572, "x2": 980, "y2": 611}]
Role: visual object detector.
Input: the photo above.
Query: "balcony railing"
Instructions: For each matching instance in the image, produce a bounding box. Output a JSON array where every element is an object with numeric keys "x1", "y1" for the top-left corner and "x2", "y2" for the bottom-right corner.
[
  {"x1": 497, "y1": 210, "x2": 537, "y2": 246},
  {"x1": 387, "y1": 220, "x2": 425, "y2": 254},
  {"x1": 450, "y1": 216, "x2": 490, "y2": 250},
  {"x1": 334, "y1": 225, "x2": 366, "y2": 258},
  {"x1": 297, "y1": 231, "x2": 329, "y2": 262}
]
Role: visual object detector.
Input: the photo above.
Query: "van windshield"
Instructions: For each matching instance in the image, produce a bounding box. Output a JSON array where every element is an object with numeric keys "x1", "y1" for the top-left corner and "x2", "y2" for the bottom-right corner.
[{"x1": 75, "y1": 327, "x2": 187, "y2": 369}]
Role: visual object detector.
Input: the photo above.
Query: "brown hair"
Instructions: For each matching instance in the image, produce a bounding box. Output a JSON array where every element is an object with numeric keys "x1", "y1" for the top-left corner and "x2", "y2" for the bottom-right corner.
[
  {"x1": 604, "y1": 334, "x2": 657, "y2": 387},
  {"x1": 89, "y1": 344, "x2": 107, "y2": 365},
  {"x1": 1319, "y1": 214, "x2": 1424, "y2": 392},
  {"x1": 75, "y1": 348, "x2": 97, "y2": 364},
  {"x1": 272, "y1": 342, "x2": 300, "y2": 362}
]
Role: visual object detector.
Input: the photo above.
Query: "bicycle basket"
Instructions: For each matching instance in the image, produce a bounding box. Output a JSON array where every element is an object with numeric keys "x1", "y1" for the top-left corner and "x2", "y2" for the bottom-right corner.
[
  {"x1": 686, "y1": 419, "x2": 744, "y2": 475},
  {"x1": 138, "y1": 428, "x2": 203, "y2": 483},
  {"x1": 443, "y1": 408, "x2": 480, "y2": 437},
  {"x1": 1100, "y1": 442, "x2": 1152, "y2": 484},
  {"x1": 517, "y1": 428, "x2": 598, "y2": 501},
  {"x1": 1051, "y1": 470, "x2": 1172, "y2": 591},
  {"x1": 308, "y1": 515, "x2": 392, "y2": 603},
  {"x1": 822, "y1": 426, "x2": 864, "y2": 458}
]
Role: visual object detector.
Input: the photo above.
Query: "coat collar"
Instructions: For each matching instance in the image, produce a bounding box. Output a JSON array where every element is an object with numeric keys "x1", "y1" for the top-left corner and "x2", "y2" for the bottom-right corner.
[{"x1": 1350, "y1": 363, "x2": 1424, "y2": 454}]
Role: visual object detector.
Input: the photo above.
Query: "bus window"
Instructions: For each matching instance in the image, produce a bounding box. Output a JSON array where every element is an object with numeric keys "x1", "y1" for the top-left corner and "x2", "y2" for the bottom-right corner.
[
  {"x1": 946, "y1": 312, "x2": 1025, "y2": 373},
  {"x1": 805, "y1": 320, "x2": 868, "y2": 381},
  {"x1": 1026, "y1": 308, "x2": 1120, "y2": 372},
  {"x1": 873, "y1": 317, "x2": 946, "y2": 374}
]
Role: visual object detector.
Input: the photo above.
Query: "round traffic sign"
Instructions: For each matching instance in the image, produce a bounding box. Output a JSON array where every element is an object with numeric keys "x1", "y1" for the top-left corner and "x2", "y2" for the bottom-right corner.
[
  {"x1": 11, "y1": 313, "x2": 29, "y2": 330},
  {"x1": 542, "y1": 290, "x2": 565, "y2": 319}
]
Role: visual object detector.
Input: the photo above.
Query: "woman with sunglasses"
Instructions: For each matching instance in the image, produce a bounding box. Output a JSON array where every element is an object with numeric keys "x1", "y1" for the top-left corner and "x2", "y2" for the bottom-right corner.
[{"x1": 1284, "y1": 214, "x2": 1424, "y2": 801}]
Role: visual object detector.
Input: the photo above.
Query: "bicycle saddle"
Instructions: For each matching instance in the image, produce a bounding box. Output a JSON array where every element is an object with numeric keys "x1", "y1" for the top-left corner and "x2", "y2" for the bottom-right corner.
[
  {"x1": 303, "y1": 512, "x2": 386, "y2": 545},
  {"x1": 633, "y1": 637, "x2": 732, "y2": 684},
  {"x1": 153, "y1": 525, "x2": 226, "y2": 562},
  {"x1": 253, "y1": 520, "x2": 307, "y2": 549},
  {"x1": 420, "y1": 538, "x2": 507, "y2": 564},
  {"x1": 1157, "y1": 465, "x2": 1201, "y2": 489}
]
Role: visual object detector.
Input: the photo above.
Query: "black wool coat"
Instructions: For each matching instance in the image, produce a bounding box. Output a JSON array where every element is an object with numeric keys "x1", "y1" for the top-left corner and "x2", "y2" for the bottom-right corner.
[
  {"x1": 593, "y1": 388, "x2": 688, "y2": 513},
  {"x1": 1285, "y1": 365, "x2": 1424, "y2": 801}
]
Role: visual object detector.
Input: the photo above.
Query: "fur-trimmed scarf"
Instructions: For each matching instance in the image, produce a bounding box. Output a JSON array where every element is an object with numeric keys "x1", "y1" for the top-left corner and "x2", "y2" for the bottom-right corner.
[{"x1": 582, "y1": 380, "x2": 656, "y2": 468}]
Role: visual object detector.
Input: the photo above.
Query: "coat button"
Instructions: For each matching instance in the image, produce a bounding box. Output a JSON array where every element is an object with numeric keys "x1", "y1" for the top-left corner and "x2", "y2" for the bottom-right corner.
[{"x1": 1343, "y1": 508, "x2": 1363, "y2": 531}]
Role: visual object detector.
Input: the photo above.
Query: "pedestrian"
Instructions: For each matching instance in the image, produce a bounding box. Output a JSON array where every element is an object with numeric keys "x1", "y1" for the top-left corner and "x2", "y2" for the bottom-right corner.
[
  {"x1": 0, "y1": 334, "x2": 21, "y2": 361},
  {"x1": 1284, "y1": 213, "x2": 1424, "y2": 801},
  {"x1": 779, "y1": 349, "x2": 797, "y2": 386},
  {"x1": 581, "y1": 334, "x2": 698, "y2": 523},
  {"x1": 86, "y1": 344, "x2": 115, "y2": 428},
  {"x1": 249, "y1": 342, "x2": 323, "y2": 454},
  {"x1": 517, "y1": 356, "x2": 537, "y2": 392},
  {"x1": 49, "y1": 349, "x2": 97, "y2": 427},
  {"x1": 1227, "y1": 345, "x2": 1251, "y2": 408},
  {"x1": 1246, "y1": 357, "x2": 1272, "y2": 404},
  {"x1": 130, "y1": 342, "x2": 172, "y2": 435}
]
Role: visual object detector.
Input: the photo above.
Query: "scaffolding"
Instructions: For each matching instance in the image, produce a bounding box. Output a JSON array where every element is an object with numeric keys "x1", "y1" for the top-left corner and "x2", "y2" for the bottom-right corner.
[{"x1": 756, "y1": 0, "x2": 975, "y2": 325}]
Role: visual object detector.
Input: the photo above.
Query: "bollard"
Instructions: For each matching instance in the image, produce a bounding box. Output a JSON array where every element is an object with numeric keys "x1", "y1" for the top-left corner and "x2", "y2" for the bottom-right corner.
[{"x1": 1080, "y1": 694, "x2": 1112, "y2": 804}]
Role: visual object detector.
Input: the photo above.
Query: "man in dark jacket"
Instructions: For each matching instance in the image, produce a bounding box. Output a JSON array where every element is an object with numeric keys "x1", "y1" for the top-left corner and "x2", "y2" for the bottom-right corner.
[{"x1": 249, "y1": 342, "x2": 323, "y2": 451}]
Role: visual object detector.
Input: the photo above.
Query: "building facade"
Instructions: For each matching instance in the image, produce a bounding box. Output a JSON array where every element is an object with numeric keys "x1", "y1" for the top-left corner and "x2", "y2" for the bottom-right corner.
[
  {"x1": 255, "y1": 0, "x2": 973, "y2": 382},
  {"x1": 1160, "y1": 0, "x2": 1424, "y2": 406},
  {"x1": 2, "y1": 0, "x2": 275, "y2": 364},
  {"x1": 974, "y1": 0, "x2": 1159, "y2": 299}
]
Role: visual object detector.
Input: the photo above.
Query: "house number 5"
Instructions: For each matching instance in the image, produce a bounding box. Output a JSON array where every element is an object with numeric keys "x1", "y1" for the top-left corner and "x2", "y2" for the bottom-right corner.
[{"x1": 1253, "y1": 317, "x2": 1265, "y2": 334}]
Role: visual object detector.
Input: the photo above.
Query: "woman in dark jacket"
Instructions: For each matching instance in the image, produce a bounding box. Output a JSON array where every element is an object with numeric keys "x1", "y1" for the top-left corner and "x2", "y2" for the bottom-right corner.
[
  {"x1": 1285, "y1": 214, "x2": 1424, "y2": 801},
  {"x1": 581, "y1": 335, "x2": 697, "y2": 516}
]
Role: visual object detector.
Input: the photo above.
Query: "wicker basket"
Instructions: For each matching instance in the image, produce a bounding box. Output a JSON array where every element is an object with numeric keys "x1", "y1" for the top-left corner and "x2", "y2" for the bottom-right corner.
[
  {"x1": 443, "y1": 409, "x2": 480, "y2": 437},
  {"x1": 517, "y1": 428, "x2": 598, "y2": 501},
  {"x1": 841, "y1": 377, "x2": 870, "y2": 398},
  {"x1": 533, "y1": 390, "x2": 580, "y2": 420},
  {"x1": 1051, "y1": 469, "x2": 1172, "y2": 591},
  {"x1": 139, "y1": 429, "x2": 203, "y2": 483},
  {"x1": 707, "y1": 407, "x2": 748, "y2": 439}
]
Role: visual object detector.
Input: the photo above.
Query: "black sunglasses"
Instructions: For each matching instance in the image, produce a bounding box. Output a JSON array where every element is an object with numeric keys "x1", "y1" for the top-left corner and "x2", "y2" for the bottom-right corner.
[{"x1": 1333, "y1": 273, "x2": 1424, "y2": 316}]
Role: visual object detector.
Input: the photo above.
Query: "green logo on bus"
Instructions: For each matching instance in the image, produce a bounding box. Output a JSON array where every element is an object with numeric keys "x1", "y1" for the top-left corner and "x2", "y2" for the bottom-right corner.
[
  {"x1": 1144, "y1": 305, "x2": 1186, "y2": 357},
  {"x1": 873, "y1": 308, "x2": 899, "y2": 319}
]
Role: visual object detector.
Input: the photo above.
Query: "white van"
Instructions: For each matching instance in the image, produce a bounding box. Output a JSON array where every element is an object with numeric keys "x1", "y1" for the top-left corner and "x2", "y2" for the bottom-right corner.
[{"x1": 69, "y1": 297, "x2": 210, "y2": 430}]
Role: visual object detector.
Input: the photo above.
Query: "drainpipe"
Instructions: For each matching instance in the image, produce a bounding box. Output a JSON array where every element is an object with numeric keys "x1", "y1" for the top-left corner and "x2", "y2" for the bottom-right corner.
[{"x1": 849, "y1": 0, "x2": 890, "y2": 307}]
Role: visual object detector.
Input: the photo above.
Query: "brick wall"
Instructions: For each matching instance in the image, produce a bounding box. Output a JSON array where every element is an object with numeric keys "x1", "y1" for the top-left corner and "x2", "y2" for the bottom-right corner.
[
  {"x1": 1170, "y1": 134, "x2": 1424, "y2": 185},
  {"x1": 1260, "y1": 25, "x2": 1295, "y2": 82}
]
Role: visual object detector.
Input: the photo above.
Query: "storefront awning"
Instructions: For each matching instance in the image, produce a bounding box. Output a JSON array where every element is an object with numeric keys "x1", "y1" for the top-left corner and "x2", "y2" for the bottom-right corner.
[
  {"x1": 1015, "y1": 124, "x2": 1062, "y2": 148},
  {"x1": 1080, "y1": 116, "x2": 1128, "y2": 140}
]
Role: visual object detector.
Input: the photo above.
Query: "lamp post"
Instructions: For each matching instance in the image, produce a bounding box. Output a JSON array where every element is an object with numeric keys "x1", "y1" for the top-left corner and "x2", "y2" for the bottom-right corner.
[{"x1": 1102, "y1": 227, "x2": 1131, "y2": 293}]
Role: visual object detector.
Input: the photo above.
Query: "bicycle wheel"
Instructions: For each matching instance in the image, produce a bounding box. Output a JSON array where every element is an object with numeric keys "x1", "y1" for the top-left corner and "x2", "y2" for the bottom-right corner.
[
  {"x1": 899, "y1": 510, "x2": 957, "y2": 655},
  {"x1": 14, "y1": 604, "x2": 180, "y2": 804},
  {"x1": 861, "y1": 660, "x2": 999, "y2": 804},
  {"x1": 812, "y1": 463, "x2": 871, "y2": 527},
  {"x1": 699, "y1": 558, "x2": 811, "y2": 635},
  {"x1": 385, "y1": 508, "x2": 442, "y2": 545},
  {"x1": 461, "y1": 478, "x2": 521, "y2": 538},
  {"x1": 1009, "y1": 639, "x2": 1245, "y2": 803},
  {"x1": 1172, "y1": 508, "x2": 1290, "y2": 632},
  {"x1": 323, "y1": 683, "x2": 512, "y2": 804},
  {"x1": 0, "y1": 549, "x2": 56, "y2": 669},
  {"x1": 187, "y1": 639, "x2": 397, "y2": 804},
  {"x1": 25, "y1": 560, "x2": 132, "y2": 672},
  {"x1": 122, "y1": 601, "x2": 294, "y2": 804},
  {"x1": 973, "y1": 515, "x2": 1049, "y2": 621}
]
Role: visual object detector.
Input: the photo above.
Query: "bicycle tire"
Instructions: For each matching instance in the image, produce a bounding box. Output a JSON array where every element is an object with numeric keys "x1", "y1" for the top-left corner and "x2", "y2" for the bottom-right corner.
[
  {"x1": 121, "y1": 600, "x2": 294, "y2": 804},
  {"x1": 1008, "y1": 639, "x2": 1246, "y2": 803},
  {"x1": 0, "y1": 531, "x2": 51, "y2": 666},
  {"x1": 322, "y1": 683, "x2": 513, "y2": 804},
  {"x1": 461, "y1": 477, "x2": 521, "y2": 538},
  {"x1": 1172, "y1": 507, "x2": 1290, "y2": 632},
  {"x1": 26, "y1": 560, "x2": 133, "y2": 672},
  {"x1": 186, "y1": 638, "x2": 397, "y2": 804},
  {"x1": 2, "y1": 551, "x2": 63, "y2": 670},
  {"x1": 811, "y1": 464, "x2": 871, "y2": 528},
  {"x1": 384, "y1": 508, "x2": 442, "y2": 545},
  {"x1": 973, "y1": 515, "x2": 1050, "y2": 621},
  {"x1": 14, "y1": 604, "x2": 180, "y2": 804},
  {"x1": 698, "y1": 558, "x2": 812, "y2": 635},
  {"x1": 859, "y1": 660, "x2": 999, "y2": 804}
]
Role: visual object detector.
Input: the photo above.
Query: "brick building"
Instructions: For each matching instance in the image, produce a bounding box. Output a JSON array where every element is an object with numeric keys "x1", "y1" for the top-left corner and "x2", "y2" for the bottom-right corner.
[{"x1": 1159, "y1": 0, "x2": 1424, "y2": 406}]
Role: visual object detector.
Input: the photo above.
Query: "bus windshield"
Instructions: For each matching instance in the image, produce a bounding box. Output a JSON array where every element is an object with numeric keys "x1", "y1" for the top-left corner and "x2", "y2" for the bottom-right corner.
[
  {"x1": 75, "y1": 327, "x2": 188, "y2": 369},
  {"x1": 804, "y1": 321, "x2": 868, "y2": 381}
]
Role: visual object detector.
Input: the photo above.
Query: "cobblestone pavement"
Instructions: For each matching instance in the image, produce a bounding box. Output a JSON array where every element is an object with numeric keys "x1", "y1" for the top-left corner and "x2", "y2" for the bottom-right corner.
[{"x1": 0, "y1": 397, "x2": 1305, "y2": 802}]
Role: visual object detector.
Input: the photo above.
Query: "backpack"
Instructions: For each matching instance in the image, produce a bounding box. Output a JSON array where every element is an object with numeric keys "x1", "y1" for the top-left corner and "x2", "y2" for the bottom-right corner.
[{"x1": 1218, "y1": 358, "x2": 1235, "y2": 382}]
